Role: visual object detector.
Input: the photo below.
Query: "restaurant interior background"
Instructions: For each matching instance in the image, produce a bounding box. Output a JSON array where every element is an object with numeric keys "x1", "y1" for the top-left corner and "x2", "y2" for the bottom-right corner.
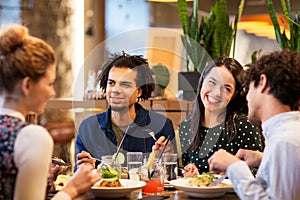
[{"x1": 1, "y1": 0, "x2": 299, "y2": 168}]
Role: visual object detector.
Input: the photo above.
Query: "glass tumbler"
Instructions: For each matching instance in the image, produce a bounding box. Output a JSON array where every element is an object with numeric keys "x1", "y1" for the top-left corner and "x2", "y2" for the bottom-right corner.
[
  {"x1": 141, "y1": 158, "x2": 164, "y2": 195},
  {"x1": 97, "y1": 155, "x2": 121, "y2": 180},
  {"x1": 127, "y1": 152, "x2": 143, "y2": 180},
  {"x1": 162, "y1": 153, "x2": 178, "y2": 181}
]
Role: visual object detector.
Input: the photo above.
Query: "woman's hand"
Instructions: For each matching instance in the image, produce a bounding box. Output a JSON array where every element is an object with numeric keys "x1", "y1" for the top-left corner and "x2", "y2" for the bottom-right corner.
[
  {"x1": 47, "y1": 158, "x2": 69, "y2": 193},
  {"x1": 51, "y1": 158, "x2": 69, "y2": 180},
  {"x1": 61, "y1": 165, "x2": 100, "y2": 198},
  {"x1": 183, "y1": 163, "x2": 199, "y2": 178}
]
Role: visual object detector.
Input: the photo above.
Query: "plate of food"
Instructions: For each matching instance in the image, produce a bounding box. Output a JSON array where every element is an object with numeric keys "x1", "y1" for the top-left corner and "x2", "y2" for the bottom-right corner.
[
  {"x1": 169, "y1": 173, "x2": 233, "y2": 198},
  {"x1": 90, "y1": 179, "x2": 146, "y2": 198}
]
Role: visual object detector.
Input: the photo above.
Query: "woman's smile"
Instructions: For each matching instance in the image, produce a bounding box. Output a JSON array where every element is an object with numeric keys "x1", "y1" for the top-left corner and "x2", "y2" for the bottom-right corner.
[{"x1": 206, "y1": 95, "x2": 221, "y2": 104}]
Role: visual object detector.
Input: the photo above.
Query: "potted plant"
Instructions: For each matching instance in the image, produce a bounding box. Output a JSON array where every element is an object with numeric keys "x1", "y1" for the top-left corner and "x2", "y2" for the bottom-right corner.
[
  {"x1": 177, "y1": 0, "x2": 245, "y2": 72},
  {"x1": 267, "y1": 0, "x2": 300, "y2": 52},
  {"x1": 151, "y1": 64, "x2": 170, "y2": 97},
  {"x1": 177, "y1": 0, "x2": 245, "y2": 100}
]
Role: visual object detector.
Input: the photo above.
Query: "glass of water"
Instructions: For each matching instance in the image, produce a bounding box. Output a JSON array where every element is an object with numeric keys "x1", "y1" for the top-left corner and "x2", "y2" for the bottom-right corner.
[
  {"x1": 162, "y1": 153, "x2": 178, "y2": 181},
  {"x1": 127, "y1": 152, "x2": 143, "y2": 180}
]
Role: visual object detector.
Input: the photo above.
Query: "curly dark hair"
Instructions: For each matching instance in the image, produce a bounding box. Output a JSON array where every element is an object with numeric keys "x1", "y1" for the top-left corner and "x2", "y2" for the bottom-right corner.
[
  {"x1": 245, "y1": 49, "x2": 300, "y2": 110},
  {"x1": 189, "y1": 56, "x2": 247, "y2": 151},
  {"x1": 97, "y1": 52, "x2": 155, "y2": 101}
]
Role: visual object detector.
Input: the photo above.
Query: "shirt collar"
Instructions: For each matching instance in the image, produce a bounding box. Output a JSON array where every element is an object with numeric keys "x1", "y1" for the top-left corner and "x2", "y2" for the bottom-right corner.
[
  {"x1": 262, "y1": 111, "x2": 300, "y2": 139},
  {"x1": 0, "y1": 107, "x2": 25, "y2": 121},
  {"x1": 99, "y1": 103, "x2": 150, "y2": 128}
]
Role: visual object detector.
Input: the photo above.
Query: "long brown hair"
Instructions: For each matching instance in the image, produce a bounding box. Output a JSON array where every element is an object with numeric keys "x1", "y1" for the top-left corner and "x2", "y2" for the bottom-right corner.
[{"x1": 189, "y1": 56, "x2": 247, "y2": 152}]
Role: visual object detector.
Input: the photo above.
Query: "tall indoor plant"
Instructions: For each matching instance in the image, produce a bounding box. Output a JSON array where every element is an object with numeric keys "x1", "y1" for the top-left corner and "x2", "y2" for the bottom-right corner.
[
  {"x1": 267, "y1": 0, "x2": 300, "y2": 52},
  {"x1": 177, "y1": 0, "x2": 245, "y2": 72},
  {"x1": 177, "y1": 0, "x2": 244, "y2": 100}
]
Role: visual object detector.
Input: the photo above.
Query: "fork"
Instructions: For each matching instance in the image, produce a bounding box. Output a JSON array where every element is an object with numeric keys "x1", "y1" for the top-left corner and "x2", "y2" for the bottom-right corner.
[
  {"x1": 89, "y1": 156, "x2": 101, "y2": 162},
  {"x1": 52, "y1": 158, "x2": 71, "y2": 167},
  {"x1": 208, "y1": 174, "x2": 227, "y2": 187},
  {"x1": 148, "y1": 131, "x2": 157, "y2": 141}
]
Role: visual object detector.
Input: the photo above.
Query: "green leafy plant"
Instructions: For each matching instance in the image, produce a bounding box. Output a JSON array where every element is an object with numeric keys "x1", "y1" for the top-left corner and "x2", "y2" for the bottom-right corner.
[
  {"x1": 267, "y1": 0, "x2": 300, "y2": 52},
  {"x1": 151, "y1": 64, "x2": 170, "y2": 89},
  {"x1": 177, "y1": 0, "x2": 245, "y2": 72},
  {"x1": 244, "y1": 49, "x2": 262, "y2": 70}
]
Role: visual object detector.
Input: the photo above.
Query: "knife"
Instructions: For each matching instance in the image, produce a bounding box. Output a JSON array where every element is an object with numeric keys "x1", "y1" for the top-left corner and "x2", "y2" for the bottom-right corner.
[{"x1": 208, "y1": 174, "x2": 227, "y2": 187}]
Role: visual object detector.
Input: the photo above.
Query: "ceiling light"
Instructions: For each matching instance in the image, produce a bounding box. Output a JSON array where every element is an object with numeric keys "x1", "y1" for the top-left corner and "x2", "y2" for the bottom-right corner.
[{"x1": 238, "y1": 14, "x2": 290, "y2": 40}]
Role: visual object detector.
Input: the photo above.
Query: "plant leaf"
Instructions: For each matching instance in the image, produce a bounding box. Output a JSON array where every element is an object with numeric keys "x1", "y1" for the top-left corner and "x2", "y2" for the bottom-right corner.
[
  {"x1": 267, "y1": 0, "x2": 285, "y2": 48},
  {"x1": 177, "y1": 0, "x2": 189, "y2": 35},
  {"x1": 232, "y1": 0, "x2": 245, "y2": 58}
]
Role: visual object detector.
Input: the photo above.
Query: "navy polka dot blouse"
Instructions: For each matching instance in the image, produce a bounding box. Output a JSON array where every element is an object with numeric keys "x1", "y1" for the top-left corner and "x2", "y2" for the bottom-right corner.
[{"x1": 179, "y1": 116, "x2": 263, "y2": 173}]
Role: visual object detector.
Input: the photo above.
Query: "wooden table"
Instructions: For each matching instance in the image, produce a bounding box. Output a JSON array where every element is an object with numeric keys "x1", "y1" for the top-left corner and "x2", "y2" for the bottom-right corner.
[{"x1": 75, "y1": 189, "x2": 240, "y2": 200}]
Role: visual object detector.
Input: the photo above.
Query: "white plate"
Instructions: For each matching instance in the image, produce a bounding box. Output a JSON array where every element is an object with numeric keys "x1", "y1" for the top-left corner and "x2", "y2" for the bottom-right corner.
[
  {"x1": 90, "y1": 179, "x2": 146, "y2": 199},
  {"x1": 169, "y1": 178, "x2": 234, "y2": 198}
]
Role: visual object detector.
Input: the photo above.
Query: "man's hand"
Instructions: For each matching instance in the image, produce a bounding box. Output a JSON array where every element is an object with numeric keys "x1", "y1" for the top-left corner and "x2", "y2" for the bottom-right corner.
[
  {"x1": 152, "y1": 136, "x2": 174, "y2": 157},
  {"x1": 208, "y1": 149, "x2": 240, "y2": 174},
  {"x1": 76, "y1": 151, "x2": 96, "y2": 169},
  {"x1": 235, "y1": 149, "x2": 263, "y2": 168}
]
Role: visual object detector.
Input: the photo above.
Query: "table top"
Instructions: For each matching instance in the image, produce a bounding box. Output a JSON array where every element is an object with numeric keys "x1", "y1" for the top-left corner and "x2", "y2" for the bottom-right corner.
[{"x1": 74, "y1": 189, "x2": 240, "y2": 200}]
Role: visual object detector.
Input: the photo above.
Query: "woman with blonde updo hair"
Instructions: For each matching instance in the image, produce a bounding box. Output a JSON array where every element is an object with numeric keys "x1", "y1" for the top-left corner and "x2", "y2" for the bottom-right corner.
[{"x1": 0, "y1": 25, "x2": 100, "y2": 200}]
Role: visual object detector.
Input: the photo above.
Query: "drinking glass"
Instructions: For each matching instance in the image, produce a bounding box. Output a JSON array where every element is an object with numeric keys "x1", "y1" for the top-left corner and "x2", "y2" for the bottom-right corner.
[
  {"x1": 127, "y1": 152, "x2": 143, "y2": 180},
  {"x1": 97, "y1": 155, "x2": 121, "y2": 180},
  {"x1": 141, "y1": 157, "x2": 164, "y2": 195},
  {"x1": 162, "y1": 153, "x2": 178, "y2": 181}
]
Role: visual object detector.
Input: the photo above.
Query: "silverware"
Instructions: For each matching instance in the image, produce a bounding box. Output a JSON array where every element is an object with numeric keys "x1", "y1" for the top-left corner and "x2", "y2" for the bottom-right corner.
[
  {"x1": 52, "y1": 158, "x2": 71, "y2": 167},
  {"x1": 178, "y1": 167, "x2": 186, "y2": 174},
  {"x1": 89, "y1": 156, "x2": 101, "y2": 162},
  {"x1": 148, "y1": 131, "x2": 157, "y2": 141},
  {"x1": 208, "y1": 174, "x2": 227, "y2": 187}
]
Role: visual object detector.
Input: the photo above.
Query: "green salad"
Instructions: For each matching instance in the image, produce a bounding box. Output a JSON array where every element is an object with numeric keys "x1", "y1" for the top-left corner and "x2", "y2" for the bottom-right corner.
[{"x1": 100, "y1": 166, "x2": 121, "y2": 179}]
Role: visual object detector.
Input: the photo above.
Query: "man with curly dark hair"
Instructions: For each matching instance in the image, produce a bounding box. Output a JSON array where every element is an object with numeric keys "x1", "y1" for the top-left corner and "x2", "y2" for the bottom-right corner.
[
  {"x1": 208, "y1": 49, "x2": 300, "y2": 200},
  {"x1": 75, "y1": 52, "x2": 175, "y2": 170}
]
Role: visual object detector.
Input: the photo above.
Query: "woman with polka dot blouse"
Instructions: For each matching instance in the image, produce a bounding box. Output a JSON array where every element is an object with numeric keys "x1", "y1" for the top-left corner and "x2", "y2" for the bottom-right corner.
[{"x1": 179, "y1": 56, "x2": 264, "y2": 175}]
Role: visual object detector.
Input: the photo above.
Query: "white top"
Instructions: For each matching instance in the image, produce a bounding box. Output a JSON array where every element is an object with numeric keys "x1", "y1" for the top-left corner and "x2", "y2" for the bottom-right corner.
[
  {"x1": 0, "y1": 108, "x2": 70, "y2": 200},
  {"x1": 227, "y1": 111, "x2": 300, "y2": 200}
]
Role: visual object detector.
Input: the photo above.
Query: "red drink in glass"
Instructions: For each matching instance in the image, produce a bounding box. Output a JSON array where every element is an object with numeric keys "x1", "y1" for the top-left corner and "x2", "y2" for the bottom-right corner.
[{"x1": 142, "y1": 178, "x2": 164, "y2": 194}]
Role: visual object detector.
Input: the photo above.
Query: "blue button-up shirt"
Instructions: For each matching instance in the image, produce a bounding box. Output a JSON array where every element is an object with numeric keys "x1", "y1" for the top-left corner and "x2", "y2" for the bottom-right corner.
[{"x1": 75, "y1": 103, "x2": 175, "y2": 170}]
